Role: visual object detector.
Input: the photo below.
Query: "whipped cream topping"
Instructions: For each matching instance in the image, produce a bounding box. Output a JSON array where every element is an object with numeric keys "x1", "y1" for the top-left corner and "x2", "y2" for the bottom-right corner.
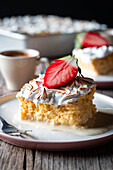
[
  {"x1": 17, "y1": 74, "x2": 95, "y2": 106},
  {"x1": 72, "y1": 46, "x2": 113, "y2": 64},
  {"x1": 0, "y1": 15, "x2": 107, "y2": 35}
]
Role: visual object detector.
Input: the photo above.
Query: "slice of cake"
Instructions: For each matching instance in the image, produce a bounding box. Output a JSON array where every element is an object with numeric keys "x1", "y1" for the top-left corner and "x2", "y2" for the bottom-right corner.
[
  {"x1": 16, "y1": 55, "x2": 96, "y2": 127},
  {"x1": 73, "y1": 32, "x2": 113, "y2": 75}
]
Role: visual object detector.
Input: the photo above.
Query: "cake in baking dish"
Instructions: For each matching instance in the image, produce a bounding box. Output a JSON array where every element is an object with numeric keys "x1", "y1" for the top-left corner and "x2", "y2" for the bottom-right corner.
[
  {"x1": 0, "y1": 15, "x2": 106, "y2": 36},
  {"x1": 16, "y1": 55, "x2": 96, "y2": 127},
  {"x1": 73, "y1": 32, "x2": 113, "y2": 75}
]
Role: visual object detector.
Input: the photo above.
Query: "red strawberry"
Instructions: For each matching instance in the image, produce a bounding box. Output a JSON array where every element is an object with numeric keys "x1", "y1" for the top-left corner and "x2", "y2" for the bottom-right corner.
[
  {"x1": 44, "y1": 55, "x2": 78, "y2": 88},
  {"x1": 36, "y1": 81, "x2": 43, "y2": 86},
  {"x1": 82, "y1": 32, "x2": 108, "y2": 48}
]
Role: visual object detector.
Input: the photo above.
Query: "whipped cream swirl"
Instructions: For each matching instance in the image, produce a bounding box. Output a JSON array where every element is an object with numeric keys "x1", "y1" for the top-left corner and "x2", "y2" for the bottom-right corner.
[
  {"x1": 17, "y1": 74, "x2": 95, "y2": 106},
  {"x1": 72, "y1": 46, "x2": 113, "y2": 64}
]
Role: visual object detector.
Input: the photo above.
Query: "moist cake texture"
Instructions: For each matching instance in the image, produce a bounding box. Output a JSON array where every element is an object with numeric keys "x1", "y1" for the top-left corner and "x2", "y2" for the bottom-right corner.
[
  {"x1": 72, "y1": 46, "x2": 113, "y2": 75},
  {"x1": 73, "y1": 32, "x2": 113, "y2": 75},
  {"x1": 16, "y1": 74, "x2": 96, "y2": 126}
]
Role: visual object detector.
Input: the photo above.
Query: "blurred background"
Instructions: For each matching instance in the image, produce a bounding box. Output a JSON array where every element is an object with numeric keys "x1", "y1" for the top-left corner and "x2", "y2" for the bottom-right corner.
[
  {"x1": 0, "y1": 1, "x2": 113, "y2": 28},
  {"x1": 0, "y1": 1, "x2": 113, "y2": 89}
]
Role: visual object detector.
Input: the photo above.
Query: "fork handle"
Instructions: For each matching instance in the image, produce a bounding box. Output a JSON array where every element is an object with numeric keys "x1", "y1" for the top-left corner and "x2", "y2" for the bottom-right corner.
[{"x1": 0, "y1": 116, "x2": 8, "y2": 124}]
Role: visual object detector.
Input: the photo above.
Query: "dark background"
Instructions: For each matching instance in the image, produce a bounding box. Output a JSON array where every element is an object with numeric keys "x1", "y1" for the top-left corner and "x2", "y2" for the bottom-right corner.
[{"x1": 0, "y1": 1, "x2": 113, "y2": 28}]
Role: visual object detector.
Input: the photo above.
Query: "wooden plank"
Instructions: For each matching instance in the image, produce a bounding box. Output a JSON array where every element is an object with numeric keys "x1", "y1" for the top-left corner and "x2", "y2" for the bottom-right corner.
[
  {"x1": 48, "y1": 152, "x2": 54, "y2": 170},
  {"x1": 41, "y1": 151, "x2": 49, "y2": 170},
  {"x1": 0, "y1": 141, "x2": 25, "y2": 170},
  {"x1": 74, "y1": 149, "x2": 100, "y2": 170},
  {"x1": 97, "y1": 143, "x2": 113, "y2": 170},
  {"x1": 26, "y1": 149, "x2": 34, "y2": 170},
  {"x1": 33, "y1": 151, "x2": 42, "y2": 169},
  {"x1": 53, "y1": 152, "x2": 60, "y2": 170}
]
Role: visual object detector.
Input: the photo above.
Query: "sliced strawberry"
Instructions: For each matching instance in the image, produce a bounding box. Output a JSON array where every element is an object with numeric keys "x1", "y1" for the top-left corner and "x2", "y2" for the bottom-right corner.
[
  {"x1": 44, "y1": 55, "x2": 78, "y2": 88},
  {"x1": 82, "y1": 32, "x2": 108, "y2": 48},
  {"x1": 36, "y1": 81, "x2": 43, "y2": 86}
]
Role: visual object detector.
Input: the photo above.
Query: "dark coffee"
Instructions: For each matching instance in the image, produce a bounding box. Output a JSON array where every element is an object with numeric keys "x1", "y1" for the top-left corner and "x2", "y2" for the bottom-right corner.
[{"x1": 1, "y1": 51, "x2": 31, "y2": 57}]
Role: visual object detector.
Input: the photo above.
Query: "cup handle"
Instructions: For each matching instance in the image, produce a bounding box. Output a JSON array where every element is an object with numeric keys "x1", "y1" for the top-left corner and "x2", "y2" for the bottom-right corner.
[
  {"x1": 36, "y1": 57, "x2": 50, "y2": 74},
  {"x1": 36, "y1": 55, "x2": 40, "y2": 65}
]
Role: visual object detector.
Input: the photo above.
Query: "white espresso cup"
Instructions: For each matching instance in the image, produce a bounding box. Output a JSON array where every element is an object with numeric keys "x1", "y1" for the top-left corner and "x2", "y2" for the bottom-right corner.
[{"x1": 0, "y1": 49, "x2": 40, "y2": 91}]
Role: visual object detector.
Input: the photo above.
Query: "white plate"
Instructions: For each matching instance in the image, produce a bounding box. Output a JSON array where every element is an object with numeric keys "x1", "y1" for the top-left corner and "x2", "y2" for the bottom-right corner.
[
  {"x1": 91, "y1": 75, "x2": 113, "y2": 88},
  {"x1": 81, "y1": 70, "x2": 113, "y2": 88},
  {"x1": 0, "y1": 92, "x2": 113, "y2": 151}
]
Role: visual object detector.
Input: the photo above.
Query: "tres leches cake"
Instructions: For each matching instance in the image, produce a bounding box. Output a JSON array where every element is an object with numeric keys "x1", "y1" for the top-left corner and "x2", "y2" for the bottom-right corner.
[
  {"x1": 16, "y1": 55, "x2": 96, "y2": 128},
  {"x1": 72, "y1": 32, "x2": 113, "y2": 75}
]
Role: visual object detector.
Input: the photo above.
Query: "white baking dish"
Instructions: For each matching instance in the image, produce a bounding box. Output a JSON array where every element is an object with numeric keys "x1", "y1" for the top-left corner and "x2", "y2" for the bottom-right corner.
[
  {"x1": 0, "y1": 29, "x2": 76, "y2": 58},
  {"x1": 0, "y1": 15, "x2": 107, "y2": 58}
]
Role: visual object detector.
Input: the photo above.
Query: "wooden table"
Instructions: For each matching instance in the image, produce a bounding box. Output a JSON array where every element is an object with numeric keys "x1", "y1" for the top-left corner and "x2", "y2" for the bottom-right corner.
[{"x1": 0, "y1": 72, "x2": 113, "y2": 170}]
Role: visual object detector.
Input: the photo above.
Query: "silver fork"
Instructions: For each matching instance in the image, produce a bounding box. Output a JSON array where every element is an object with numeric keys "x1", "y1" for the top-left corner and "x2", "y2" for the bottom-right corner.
[{"x1": 0, "y1": 116, "x2": 33, "y2": 138}]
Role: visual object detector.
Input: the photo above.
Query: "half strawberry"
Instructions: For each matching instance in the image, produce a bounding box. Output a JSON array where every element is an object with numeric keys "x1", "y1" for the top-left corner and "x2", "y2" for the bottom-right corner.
[
  {"x1": 75, "y1": 32, "x2": 108, "y2": 48},
  {"x1": 44, "y1": 55, "x2": 78, "y2": 88}
]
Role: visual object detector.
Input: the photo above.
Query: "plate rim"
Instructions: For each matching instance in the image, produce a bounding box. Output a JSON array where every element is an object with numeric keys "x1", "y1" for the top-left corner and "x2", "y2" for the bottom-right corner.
[
  {"x1": 0, "y1": 92, "x2": 113, "y2": 150},
  {"x1": 80, "y1": 71, "x2": 113, "y2": 88},
  {"x1": 96, "y1": 81, "x2": 113, "y2": 88},
  {"x1": 0, "y1": 130, "x2": 113, "y2": 151}
]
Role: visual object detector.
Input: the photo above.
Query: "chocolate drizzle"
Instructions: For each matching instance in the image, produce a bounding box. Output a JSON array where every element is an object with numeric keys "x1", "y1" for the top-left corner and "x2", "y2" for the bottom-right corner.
[{"x1": 75, "y1": 76, "x2": 95, "y2": 85}]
